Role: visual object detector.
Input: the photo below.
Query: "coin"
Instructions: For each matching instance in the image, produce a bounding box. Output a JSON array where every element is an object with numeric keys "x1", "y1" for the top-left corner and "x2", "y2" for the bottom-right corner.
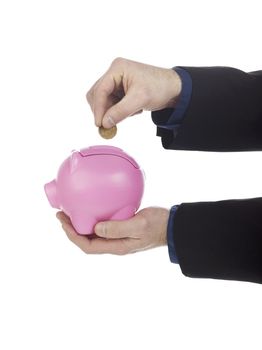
[{"x1": 98, "y1": 125, "x2": 117, "y2": 139}]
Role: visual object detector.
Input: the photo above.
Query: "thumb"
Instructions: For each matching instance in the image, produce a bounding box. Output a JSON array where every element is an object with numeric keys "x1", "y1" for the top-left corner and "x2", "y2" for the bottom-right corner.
[
  {"x1": 95, "y1": 218, "x2": 138, "y2": 239},
  {"x1": 102, "y1": 90, "x2": 143, "y2": 128}
]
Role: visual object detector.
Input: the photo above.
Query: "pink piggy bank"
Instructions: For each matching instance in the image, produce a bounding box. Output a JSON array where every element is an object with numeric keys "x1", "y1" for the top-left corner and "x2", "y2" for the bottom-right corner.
[{"x1": 44, "y1": 145, "x2": 144, "y2": 235}]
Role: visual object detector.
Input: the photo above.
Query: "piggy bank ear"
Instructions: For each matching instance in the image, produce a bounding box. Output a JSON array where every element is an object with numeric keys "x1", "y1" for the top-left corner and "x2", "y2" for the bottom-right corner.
[{"x1": 70, "y1": 151, "x2": 81, "y2": 173}]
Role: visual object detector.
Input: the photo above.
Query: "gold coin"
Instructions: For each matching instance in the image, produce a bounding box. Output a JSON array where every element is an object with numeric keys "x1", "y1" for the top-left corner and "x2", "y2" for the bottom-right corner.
[{"x1": 98, "y1": 125, "x2": 117, "y2": 139}]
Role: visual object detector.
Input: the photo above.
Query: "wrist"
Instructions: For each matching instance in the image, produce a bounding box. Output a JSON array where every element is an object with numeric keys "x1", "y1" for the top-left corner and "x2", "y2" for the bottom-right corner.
[
  {"x1": 161, "y1": 208, "x2": 169, "y2": 246},
  {"x1": 165, "y1": 69, "x2": 182, "y2": 108}
]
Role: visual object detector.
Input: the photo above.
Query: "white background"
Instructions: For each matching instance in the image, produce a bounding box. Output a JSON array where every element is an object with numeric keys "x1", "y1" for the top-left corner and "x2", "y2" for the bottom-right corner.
[{"x1": 0, "y1": 0, "x2": 261, "y2": 349}]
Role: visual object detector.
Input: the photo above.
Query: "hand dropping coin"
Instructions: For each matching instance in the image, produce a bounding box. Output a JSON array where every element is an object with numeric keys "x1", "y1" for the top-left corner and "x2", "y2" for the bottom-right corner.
[{"x1": 98, "y1": 125, "x2": 117, "y2": 139}]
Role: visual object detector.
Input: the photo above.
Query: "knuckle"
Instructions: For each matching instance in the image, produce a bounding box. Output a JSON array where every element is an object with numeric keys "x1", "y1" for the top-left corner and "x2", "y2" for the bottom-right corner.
[
  {"x1": 101, "y1": 223, "x2": 108, "y2": 237},
  {"x1": 93, "y1": 83, "x2": 99, "y2": 96},
  {"x1": 86, "y1": 90, "x2": 92, "y2": 103},
  {"x1": 111, "y1": 57, "x2": 125, "y2": 67}
]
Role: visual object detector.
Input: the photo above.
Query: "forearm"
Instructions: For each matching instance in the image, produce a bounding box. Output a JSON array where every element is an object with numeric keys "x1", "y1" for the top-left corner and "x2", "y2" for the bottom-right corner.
[
  {"x1": 153, "y1": 67, "x2": 262, "y2": 151},
  {"x1": 169, "y1": 197, "x2": 262, "y2": 284}
]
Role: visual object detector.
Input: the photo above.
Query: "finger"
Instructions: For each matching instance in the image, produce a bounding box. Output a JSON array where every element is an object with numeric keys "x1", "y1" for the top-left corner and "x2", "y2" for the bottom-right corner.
[
  {"x1": 92, "y1": 75, "x2": 116, "y2": 127},
  {"x1": 94, "y1": 216, "x2": 142, "y2": 239},
  {"x1": 60, "y1": 221, "x2": 133, "y2": 255},
  {"x1": 86, "y1": 78, "x2": 101, "y2": 113},
  {"x1": 56, "y1": 211, "x2": 71, "y2": 224},
  {"x1": 102, "y1": 88, "x2": 144, "y2": 128}
]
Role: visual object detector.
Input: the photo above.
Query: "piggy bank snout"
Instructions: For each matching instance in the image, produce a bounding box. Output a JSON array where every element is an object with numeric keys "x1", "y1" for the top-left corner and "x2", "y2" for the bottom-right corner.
[{"x1": 44, "y1": 180, "x2": 60, "y2": 209}]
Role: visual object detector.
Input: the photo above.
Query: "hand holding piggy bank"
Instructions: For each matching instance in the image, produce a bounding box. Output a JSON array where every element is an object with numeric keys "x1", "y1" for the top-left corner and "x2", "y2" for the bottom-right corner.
[{"x1": 44, "y1": 146, "x2": 144, "y2": 235}]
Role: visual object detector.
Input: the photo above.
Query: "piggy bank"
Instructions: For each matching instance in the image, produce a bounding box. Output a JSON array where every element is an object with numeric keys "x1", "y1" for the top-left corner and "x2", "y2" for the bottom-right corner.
[{"x1": 44, "y1": 145, "x2": 144, "y2": 235}]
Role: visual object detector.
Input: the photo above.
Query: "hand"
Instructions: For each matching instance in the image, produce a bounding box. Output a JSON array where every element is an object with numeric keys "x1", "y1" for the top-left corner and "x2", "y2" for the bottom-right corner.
[
  {"x1": 56, "y1": 207, "x2": 169, "y2": 255},
  {"x1": 86, "y1": 57, "x2": 182, "y2": 128}
]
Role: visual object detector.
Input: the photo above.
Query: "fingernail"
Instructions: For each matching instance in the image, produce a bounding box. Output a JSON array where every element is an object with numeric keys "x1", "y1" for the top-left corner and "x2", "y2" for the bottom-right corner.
[
  {"x1": 96, "y1": 222, "x2": 106, "y2": 236},
  {"x1": 105, "y1": 116, "x2": 115, "y2": 128}
]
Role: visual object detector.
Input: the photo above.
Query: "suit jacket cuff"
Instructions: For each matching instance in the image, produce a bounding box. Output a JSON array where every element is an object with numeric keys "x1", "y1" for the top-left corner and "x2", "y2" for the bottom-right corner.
[
  {"x1": 151, "y1": 67, "x2": 192, "y2": 134},
  {"x1": 167, "y1": 205, "x2": 179, "y2": 263}
]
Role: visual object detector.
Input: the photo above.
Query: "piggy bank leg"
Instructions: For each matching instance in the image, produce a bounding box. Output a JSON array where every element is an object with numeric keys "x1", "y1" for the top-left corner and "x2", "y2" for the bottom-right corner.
[
  {"x1": 70, "y1": 212, "x2": 97, "y2": 236},
  {"x1": 110, "y1": 205, "x2": 136, "y2": 221}
]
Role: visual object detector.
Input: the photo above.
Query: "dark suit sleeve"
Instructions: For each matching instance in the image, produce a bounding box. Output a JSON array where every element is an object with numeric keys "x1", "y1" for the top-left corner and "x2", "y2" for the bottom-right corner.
[
  {"x1": 153, "y1": 67, "x2": 262, "y2": 283},
  {"x1": 155, "y1": 67, "x2": 262, "y2": 151},
  {"x1": 172, "y1": 198, "x2": 262, "y2": 284}
]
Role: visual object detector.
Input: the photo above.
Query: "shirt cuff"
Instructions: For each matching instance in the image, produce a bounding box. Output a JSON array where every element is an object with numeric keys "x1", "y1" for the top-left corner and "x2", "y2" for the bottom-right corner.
[
  {"x1": 167, "y1": 205, "x2": 179, "y2": 264},
  {"x1": 151, "y1": 67, "x2": 192, "y2": 130}
]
